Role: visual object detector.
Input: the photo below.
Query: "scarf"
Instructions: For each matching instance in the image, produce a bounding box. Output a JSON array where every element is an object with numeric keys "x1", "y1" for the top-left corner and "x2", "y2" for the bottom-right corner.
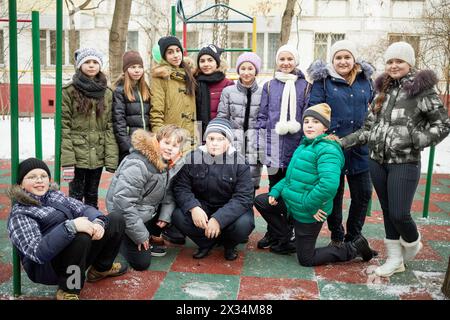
[
  {"x1": 72, "y1": 70, "x2": 107, "y2": 99},
  {"x1": 274, "y1": 72, "x2": 301, "y2": 135},
  {"x1": 196, "y1": 71, "x2": 226, "y2": 131}
]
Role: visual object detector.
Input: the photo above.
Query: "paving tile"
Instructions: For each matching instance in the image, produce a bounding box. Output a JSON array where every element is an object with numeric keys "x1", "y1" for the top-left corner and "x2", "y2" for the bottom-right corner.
[
  {"x1": 428, "y1": 241, "x2": 450, "y2": 261},
  {"x1": 0, "y1": 263, "x2": 12, "y2": 284},
  {"x1": 433, "y1": 201, "x2": 450, "y2": 213},
  {"x1": 416, "y1": 184, "x2": 450, "y2": 194},
  {"x1": 413, "y1": 212, "x2": 450, "y2": 226},
  {"x1": 437, "y1": 178, "x2": 450, "y2": 187},
  {"x1": 81, "y1": 270, "x2": 166, "y2": 300},
  {"x1": 318, "y1": 280, "x2": 399, "y2": 300},
  {"x1": 314, "y1": 260, "x2": 383, "y2": 285},
  {"x1": 148, "y1": 247, "x2": 180, "y2": 272},
  {"x1": 360, "y1": 223, "x2": 386, "y2": 240},
  {"x1": 170, "y1": 247, "x2": 245, "y2": 275},
  {"x1": 420, "y1": 225, "x2": 450, "y2": 241},
  {"x1": 238, "y1": 276, "x2": 319, "y2": 300},
  {"x1": 242, "y1": 251, "x2": 314, "y2": 280},
  {"x1": 399, "y1": 288, "x2": 433, "y2": 300},
  {"x1": 153, "y1": 272, "x2": 239, "y2": 300},
  {"x1": 0, "y1": 272, "x2": 57, "y2": 299}
]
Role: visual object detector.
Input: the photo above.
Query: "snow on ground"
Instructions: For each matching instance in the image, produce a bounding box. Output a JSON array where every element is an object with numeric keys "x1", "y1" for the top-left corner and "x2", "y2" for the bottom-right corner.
[{"x1": 0, "y1": 116, "x2": 449, "y2": 174}]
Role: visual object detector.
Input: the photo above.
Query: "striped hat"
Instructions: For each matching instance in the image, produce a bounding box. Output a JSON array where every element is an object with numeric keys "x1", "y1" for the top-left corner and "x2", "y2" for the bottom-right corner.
[{"x1": 204, "y1": 118, "x2": 234, "y2": 142}]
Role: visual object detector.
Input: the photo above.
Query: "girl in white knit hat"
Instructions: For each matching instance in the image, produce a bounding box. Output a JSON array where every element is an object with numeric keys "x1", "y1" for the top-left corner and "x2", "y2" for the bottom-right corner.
[{"x1": 255, "y1": 44, "x2": 310, "y2": 253}]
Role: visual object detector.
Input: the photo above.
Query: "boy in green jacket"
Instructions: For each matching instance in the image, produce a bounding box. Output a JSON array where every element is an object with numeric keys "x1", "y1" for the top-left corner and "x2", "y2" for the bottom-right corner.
[{"x1": 254, "y1": 103, "x2": 375, "y2": 266}]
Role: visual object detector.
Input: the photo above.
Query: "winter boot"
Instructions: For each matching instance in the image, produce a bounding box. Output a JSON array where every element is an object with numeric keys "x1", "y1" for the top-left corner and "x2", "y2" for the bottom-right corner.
[
  {"x1": 374, "y1": 239, "x2": 405, "y2": 277},
  {"x1": 399, "y1": 232, "x2": 423, "y2": 262}
]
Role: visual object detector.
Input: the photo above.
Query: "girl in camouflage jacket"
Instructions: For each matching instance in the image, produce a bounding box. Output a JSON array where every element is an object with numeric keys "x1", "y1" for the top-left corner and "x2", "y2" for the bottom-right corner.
[{"x1": 340, "y1": 42, "x2": 450, "y2": 277}]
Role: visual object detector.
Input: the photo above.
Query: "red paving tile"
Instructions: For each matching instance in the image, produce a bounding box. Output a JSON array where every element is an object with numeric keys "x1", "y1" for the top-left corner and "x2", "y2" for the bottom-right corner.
[
  {"x1": 170, "y1": 247, "x2": 244, "y2": 275},
  {"x1": 0, "y1": 263, "x2": 12, "y2": 284},
  {"x1": 411, "y1": 200, "x2": 442, "y2": 213},
  {"x1": 427, "y1": 193, "x2": 450, "y2": 202},
  {"x1": 365, "y1": 211, "x2": 384, "y2": 224},
  {"x1": 420, "y1": 225, "x2": 450, "y2": 241},
  {"x1": 400, "y1": 288, "x2": 433, "y2": 300},
  {"x1": 246, "y1": 232, "x2": 264, "y2": 251},
  {"x1": 314, "y1": 260, "x2": 387, "y2": 285},
  {"x1": 238, "y1": 276, "x2": 319, "y2": 300},
  {"x1": 0, "y1": 196, "x2": 10, "y2": 219},
  {"x1": 81, "y1": 270, "x2": 166, "y2": 300},
  {"x1": 367, "y1": 238, "x2": 441, "y2": 261}
]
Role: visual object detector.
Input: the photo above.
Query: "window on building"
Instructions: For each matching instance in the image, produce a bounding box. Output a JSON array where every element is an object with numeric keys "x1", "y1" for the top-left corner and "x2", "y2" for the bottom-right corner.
[
  {"x1": 314, "y1": 33, "x2": 345, "y2": 61},
  {"x1": 388, "y1": 34, "x2": 420, "y2": 66},
  {"x1": 40, "y1": 30, "x2": 80, "y2": 66},
  {"x1": 50, "y1": 30, "x2": 64, "y2": 66},
  {"x1": 0, "y1": 30, "x2": 4, "y2": 65},
  {"x1": 247, "y1": 32, "x2": 264, "y2": 64},
  {"x1": 127, "y1": 31, "x2": 139, "y2": 51},
  {"x1": 229, "y1": 32, "x2": 245, "y2": 69},
  {"x1": 267, "y1": 33, "x2": 281, "y2": 70},
  {"x1": 176, "y1": 31, "x2": 199, "y2": 61}
]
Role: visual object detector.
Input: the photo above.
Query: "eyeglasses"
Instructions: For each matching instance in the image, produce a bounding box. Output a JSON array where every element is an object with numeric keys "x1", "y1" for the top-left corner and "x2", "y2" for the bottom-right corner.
[{"x1": 24, "y1": 174, "x2": 49, "y2": 182}]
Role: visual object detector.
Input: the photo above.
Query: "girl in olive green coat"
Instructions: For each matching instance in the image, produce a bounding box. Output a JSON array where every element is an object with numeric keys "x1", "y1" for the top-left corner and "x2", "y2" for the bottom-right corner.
[{"x1": 61, "y1": 48, "x2": 118, "y2": 209}]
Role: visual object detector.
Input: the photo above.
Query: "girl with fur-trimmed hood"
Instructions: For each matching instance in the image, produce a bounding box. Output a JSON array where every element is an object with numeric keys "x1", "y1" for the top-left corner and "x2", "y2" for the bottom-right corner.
[
  {"x1": 339, "y1": 42, "x2": 450, "y2": 277},
  {"x1": 106, "y1": 125, "x2": 188, "y2": 271},
  {"x1": 307, "y1": 40, "x2": 375, "y2": 250}
]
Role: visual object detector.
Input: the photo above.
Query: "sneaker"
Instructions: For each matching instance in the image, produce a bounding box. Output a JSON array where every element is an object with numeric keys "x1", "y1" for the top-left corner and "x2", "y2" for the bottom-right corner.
[
  {"x1": 150, "y1": 244, "x2": 167, "y2": 257},
  {"x1": 257, "y1": 232, "x2": 277, "y2": 249},
  {"x1": 269, "y1": 241, "x2": 296, "y2": 255},
  {"x1": 56, "y1": 289, "x2": 79, "y2": 300},
  {"x1": 351, "y1": 235, "x2": 374, "y2": 262},
  {"x1": 328, "y1": 240, "x2": 344, "y2": 248},
  {"x1": 162, "y1": 225, "x2": 186, "y2": 245},
  {"x1": 86, "y1": 262, "x2": 128, "y2": 283}
]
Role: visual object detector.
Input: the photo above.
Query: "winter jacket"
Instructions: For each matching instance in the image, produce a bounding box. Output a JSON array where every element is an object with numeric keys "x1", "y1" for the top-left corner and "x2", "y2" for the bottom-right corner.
[
  {"x1": 7, "y1": 185, "x2": 106, "y2": 285},
  {"x1": 217, "y1": 80, "x2": 263, "y2": 187},
  {"x1": 150, "y1": 61, "x2": 196, "y2": 142},
  {"x1": 207, "y1": 78, "x2": 235, "y2": 119},
  {"x1": 269, "y1": 134, "x2": 344, "y2": 223},
  {"x1": 341, "y1": 70, "x2": 450, "y2": 164},
  {"x1": 61, "y1": 83, "x2": 119, "y2": 170},
  {"x1": 307, "y1": 60, "x2": 374, "y2": 175},
  {"x1": 106, "y1": 129, "x2": 185, "y2": 245},
  {"x1": 173, "y1": 146, "x2": 254, "y2": 229},
  {"x1": 112, "y1": 83, "x2": 151, "y2": 161},
  {"x1": 256, "y1": 69, "x2": 310, "y2": 168}
]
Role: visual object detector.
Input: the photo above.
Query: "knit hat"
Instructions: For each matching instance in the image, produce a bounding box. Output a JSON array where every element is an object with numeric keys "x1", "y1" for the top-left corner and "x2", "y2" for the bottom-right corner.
[
  {"x1": 330, "y1": 40, "x2": 358, "y2": 61},
  {"x1": 236, "y1": 52, "x2": 262, "y2": 75},
  {"x1": 384, "y1": 41, "x2": 415, "y2": 66},
  {"x1": 158, "y1": 36, "x2": 183, "y2": 59},
  {"x1": 74, "y1": 47, "x2": 104, "y2": 70},
  {"x1": 204, "y1": 118, "x2": 234, "y2": 142},
  {"x1": 17, "y1": 157, "x2": 51, "y2": 184},
  {"x1": 197, "y1": 44, "x2": 224, "y2": 68},
  {"x1": 303, "y1": 103, "x2": 332, "y2": 129},
  {"x1": 276, "y1": 44, "x2": 300, "y2": 67},
  {"x1": 122, "y1": 50, "x2": 143, "y2": 72}
]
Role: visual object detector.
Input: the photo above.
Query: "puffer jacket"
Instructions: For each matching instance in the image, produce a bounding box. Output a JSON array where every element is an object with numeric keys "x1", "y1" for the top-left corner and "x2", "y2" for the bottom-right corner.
[
  {"x1": 307, "y1": 60, "x2": 374, "y2": 175},
  {"x1": 112, "y1": 83, "x2": 151, "y2": 161},
  {"x1": 256, "y1": 69, "x2": 310, "y2": 168},
  {"x1": 269, "y1": 134, "x2": 344, "y2": 223},
  {"x1": 341, "y1": 70, "x2": 450, "y2": 164},
  {"x1": 150, "y1": 61, "x2": 196, "y2": 143},
  {"x1": 61, "y1": 83, "x2": 119, "y2": 170},
  {"x1": 207, "y1": 78, "x2": 235, "y2": 120},
  {"x1": 106, "y1": 129, "x2": 185, "y2": 245},
  {"x1": 217, "y1": 80, "x2": 263, "y2": 188},
  {"x1": 7, "y1": 184, "x2": 105, "y2": 285}
]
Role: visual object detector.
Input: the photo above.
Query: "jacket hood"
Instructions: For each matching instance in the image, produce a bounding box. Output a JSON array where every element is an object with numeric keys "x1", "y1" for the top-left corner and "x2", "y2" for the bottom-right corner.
[
  {"x1": 151, "y1": 63, "x2": 171, "y2": 79},
  {"x1": 307, "y1": 59, "x2": 374, "y2": 82},
  {"x1": 374, "y1": 69, "x2": 439, "y2": 97},
  {"x1": 131, "y1": 129, "x2": 166, "y2": 172},
  {"x1": 8, "y1": 183, "x2": 59, "y2": 206}
]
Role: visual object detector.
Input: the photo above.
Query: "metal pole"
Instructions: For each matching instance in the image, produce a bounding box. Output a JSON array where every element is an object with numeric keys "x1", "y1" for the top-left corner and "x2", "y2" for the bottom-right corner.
[
  {"x1": 423, "y1": 146, "x2": 436, "y2": 218},
  {"x1": 252, "y1": 17, "x2": 256, "y2": 53},
  {"x1": 9, "y1": 0, "x2": 21, "y2": 297},
  {"x1": 54, "y1": 0, "x2": 63, "y2": 184},
  {"x1": 171, "y1": 5, "x2": 176, "y2": 36},
  {"x1": 182, "y1": 23, "x2": 187, "y2": 56},
  {"x1": 32, "y1": 11, "x2": 42, "y2": 159}
]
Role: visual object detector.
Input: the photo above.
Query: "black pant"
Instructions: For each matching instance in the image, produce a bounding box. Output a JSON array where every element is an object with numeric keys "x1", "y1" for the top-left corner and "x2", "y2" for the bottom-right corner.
[
  {"x1": 172, "y1": 207, "x2": 255, "y2": 249},
  {"x1": 267, "y1": 167, "x2": 287, "y2": 191},
  {"x1": 51, "y1": 212, "x2": 125, "y2": 294},
  {"x1": 119, "y1": 214, "x2": 162, "y2": 271},
  {"x1": 327, "y1": 171, "x2": 372, "y2": 242},
  {"x1": 369, "y1": 160, "x2": 420, "y2": 242},
  {"x1": 294, "y1": 220, "x2": 357, "y2": 266},
  {"x1": 69, "y1": 167, "x2": 103, "y2": 209},
  {"x1": 254, "y1": 193, "x2": 292, "y2": 243}
]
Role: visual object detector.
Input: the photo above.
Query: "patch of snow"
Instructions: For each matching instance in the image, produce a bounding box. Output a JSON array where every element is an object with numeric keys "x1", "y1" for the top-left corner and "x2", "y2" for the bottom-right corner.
[{"x1": 182, "y1": 281, "x2": 225, "y2": 299}]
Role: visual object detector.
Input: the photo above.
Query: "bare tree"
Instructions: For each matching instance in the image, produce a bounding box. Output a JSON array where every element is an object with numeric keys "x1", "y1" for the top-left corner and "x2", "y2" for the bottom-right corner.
[
  {"x1": 280, "y1": 0, "x2": 296, "y2": 45},
  {"x1": 109, "y1": 0, "x2": 132, "y2": 81},
  {"x1": 212, "y1": 0, "x2": 229, "y2": 49}
]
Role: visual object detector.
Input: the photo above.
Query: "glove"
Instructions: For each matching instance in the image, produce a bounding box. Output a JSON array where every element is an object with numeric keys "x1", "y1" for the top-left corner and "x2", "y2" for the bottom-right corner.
[{"x1": 62, "y1": 166, "x2": 75, "y2": 182}]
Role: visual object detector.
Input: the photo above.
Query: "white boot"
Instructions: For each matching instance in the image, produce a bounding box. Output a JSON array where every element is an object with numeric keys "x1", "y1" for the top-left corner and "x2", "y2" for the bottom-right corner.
[
  {"x1": 400, "y1": 233, "x2": 423, "y2": 262},
  {"x1": 375, "y1": 239, "x2": 405, "y2": 277}
]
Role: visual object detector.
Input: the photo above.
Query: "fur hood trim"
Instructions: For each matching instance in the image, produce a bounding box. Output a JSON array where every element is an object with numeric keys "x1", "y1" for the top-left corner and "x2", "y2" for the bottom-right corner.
[
  {"x1": 151, "y1": 64, "x2": 171, "y2": 80},
  {"x1": 131, "y1": 129, "x2": 166, "y2": 172},
  {"x1": 8, "y1": 183, "x2": 59, "y2": 206},
  {"x1": 374, "y1": 69, "x2": 438, "y2": 97},
  {"x1": 307, "y1": 59, "x2": 374, "y2": 81}
]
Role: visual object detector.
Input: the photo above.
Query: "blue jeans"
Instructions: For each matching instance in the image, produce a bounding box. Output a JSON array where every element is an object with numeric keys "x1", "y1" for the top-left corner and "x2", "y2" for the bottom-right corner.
[{"x1": 327, "y1": 171, "x2": 372, "y2": 242}]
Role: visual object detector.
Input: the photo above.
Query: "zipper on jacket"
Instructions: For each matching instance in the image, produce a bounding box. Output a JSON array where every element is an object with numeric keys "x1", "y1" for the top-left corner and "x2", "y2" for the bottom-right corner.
[{"x1": 138, "y1": 90, "x2": 146, "y2": 131}]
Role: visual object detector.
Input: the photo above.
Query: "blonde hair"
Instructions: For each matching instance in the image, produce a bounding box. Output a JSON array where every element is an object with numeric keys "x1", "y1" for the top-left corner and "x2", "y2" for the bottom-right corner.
[
  {"x1": 156, "y1": 124, "x2": 189, "y2": 148},
  {"x1": 345, "y1": 63, "x2": 360, "y2": 86},
  {"x1": 113, "y1": 72, "x2": 151, "y2": 102}
]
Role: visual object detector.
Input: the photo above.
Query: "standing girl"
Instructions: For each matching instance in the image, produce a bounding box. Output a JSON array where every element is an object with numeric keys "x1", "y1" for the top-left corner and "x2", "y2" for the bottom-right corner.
[
  {"x1": 217, "y1": 52, "x2": 263, "y2": 190},
  {"x1": 340, "y1": 42, "x2": 450, "y2": 277},
  {"x1": 61, "y1": 48, "x2": 118, "y2": 209},
  {"x1": 307, "y1": 40, "x2": 374, "y2": 247},
  {"x1": 112, "y1": 50, "x2": 151, "y2": 163},
  {"x1": 255, "y1": 44, "x2": 310, "y2": 252},
  {"x1": 195, "y1": 44, "x2": 234, "y2": 134}
]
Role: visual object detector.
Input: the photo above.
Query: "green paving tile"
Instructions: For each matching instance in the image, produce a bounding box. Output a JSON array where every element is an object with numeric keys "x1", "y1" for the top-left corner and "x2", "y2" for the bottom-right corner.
[
  {"x1": 0, "y1": 272, "x2": 57, "y2": 298},
  {"x1": 242, "y1": 251, "x2": 314, "y2": 280},
  {"x1": 437, "y1": 178, "x2": 450, "y2": 187},
  {"x1": 412, "y1": 212, "x2": 450, "y2": 226},
  {"x1": 388, "y1": 267, "x2": 420, "y2": 286},
  {"x1": 428, "y1": 241, "x2": 450, "y2": 261},
  {"x1": 254, "y1": 216, "x2": 267, "y2": 233},
  {"x1": 361, "y1": 223, "x2": 385, "y2": 240},
  {"x1": 416, "y1": 184, "x2": 450, "y2": 194},
  {"x1": 149, "y1": 247, "x2": 180, "y2": 272},
  {"x1": 0, "y1": 236, "x2": 12, "y2": 264},
  {"x1": 153, "y1": 272, "x2": 239, "y2": 300},
  {"x1": 434, "y1": 201, "x2": 450, "y2": 213},
  {"x1": 405, "y1": 260, "x2": 448, "y2": 273},
  {"x1": 318, "y1": 280, "x2": 399, "y2": 300}
]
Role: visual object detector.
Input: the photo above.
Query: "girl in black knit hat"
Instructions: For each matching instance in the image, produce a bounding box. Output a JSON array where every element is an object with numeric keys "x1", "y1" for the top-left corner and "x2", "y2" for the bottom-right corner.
[{"x1": 7, "y1": 157, "x2": 127, "y2": 300}]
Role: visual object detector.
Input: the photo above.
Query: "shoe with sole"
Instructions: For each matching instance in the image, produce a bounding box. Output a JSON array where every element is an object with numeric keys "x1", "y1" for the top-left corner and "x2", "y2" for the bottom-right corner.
[
  {"x1": 86, "y1": 262, "x2": 128, "y2": 282},
  {"x1": 193, "y1": 247, "x2": 211, "y2": 259},
  {"x1": 150, "y1": 244, "x2": 167, "y2": 257},
  {"x1": 269, "y1": 241, "x2": 296, "y2": 255},
  {"x1": 351, "y1": 235, "x2": 374, "y2": 262},
  {"x1": 56, "y1": 289, "x2": 79, "y2": 300},
  {"x1": 257, "y1": 232, "x2": 277, "y2": 249},
  {"x1": 224, "y1": 247, "x2": 238, "y2": 261}
]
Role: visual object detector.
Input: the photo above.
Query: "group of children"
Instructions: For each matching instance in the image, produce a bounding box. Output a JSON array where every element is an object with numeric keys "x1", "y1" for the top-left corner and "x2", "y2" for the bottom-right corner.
[{"x1": 7, "y1": 35, "x2": 450, "y2": 299}]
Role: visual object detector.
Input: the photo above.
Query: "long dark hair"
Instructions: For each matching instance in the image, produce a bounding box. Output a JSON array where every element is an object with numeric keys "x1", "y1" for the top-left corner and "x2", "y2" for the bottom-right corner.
[
  {"x1": 181, "y1": 59, "x2": 197, "y2": 96},
  {"x1": 373, "y1": 75, "x2": 394, "y2": 114}
]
